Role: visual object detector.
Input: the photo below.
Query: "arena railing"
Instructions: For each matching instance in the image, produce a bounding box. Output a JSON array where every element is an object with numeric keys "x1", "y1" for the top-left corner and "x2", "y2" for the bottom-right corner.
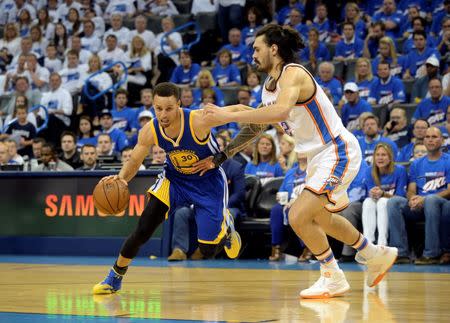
[
  {"x1": 82, "y1": 60, "x2": 128, "y2": 110},
  {"x1": 160, "y1": 21, "x2": 201, "y2": 57},
  {"x1": 2, "y1": 104, "x2": 49, "y2": 134}
]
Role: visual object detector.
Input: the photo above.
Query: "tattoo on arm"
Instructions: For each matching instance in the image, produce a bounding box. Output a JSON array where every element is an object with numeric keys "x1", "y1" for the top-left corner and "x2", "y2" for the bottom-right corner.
[{"x1": 224, "y1": 123, "x2": 267, "y2": 158}]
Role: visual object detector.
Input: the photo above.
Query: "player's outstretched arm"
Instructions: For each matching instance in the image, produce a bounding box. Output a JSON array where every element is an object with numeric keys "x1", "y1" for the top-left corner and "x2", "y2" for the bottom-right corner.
[
  {"x1": 223, "y1": 123, "x2": 267, "y2": 158},
  {"x1": 192, "y1": 103, "x2": 256, "y2": 130},
  {"x1": 191, "y1": 104, "x2": 268, "y2": 175},
  {"x1": 202, "y1": 68, "x2": 302, "y2": 125}
]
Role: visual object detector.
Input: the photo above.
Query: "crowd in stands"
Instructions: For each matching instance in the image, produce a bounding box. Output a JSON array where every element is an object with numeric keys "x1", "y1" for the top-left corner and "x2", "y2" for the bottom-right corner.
[{"x1": 0, "y1": 0, "x2": 449, "y2": 264}]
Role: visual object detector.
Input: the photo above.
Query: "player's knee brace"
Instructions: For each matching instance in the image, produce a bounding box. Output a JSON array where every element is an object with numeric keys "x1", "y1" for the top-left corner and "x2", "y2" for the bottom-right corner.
[{"x1": 120, "y1": 196, "x2": 167, "y2": 259}]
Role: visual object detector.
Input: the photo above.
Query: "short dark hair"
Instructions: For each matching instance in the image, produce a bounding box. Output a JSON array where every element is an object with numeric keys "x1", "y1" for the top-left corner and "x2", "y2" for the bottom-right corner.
[
  {"x1": 42, "y1": 142, "x2": 56, "y2": 153},
  {"x1": 342, "y1": 21, "x2": 355, "y2": 30},
  {"x1": 153, "y1": 82, "x2": 180, "y2": 100},
  {"x1": 238, "y1": 86, "x2": 251, "y2": 94},
  {"x1": 179, "y1": 49, "x2": 191, "y2": 58},
  {"x1": 255, "y1": 24, "x2": 305, "y2": 64},
  {"x1": 428, "y1": 77, "x2": 442, "y2": 85},
  {"x1": 121, "y1": 146, "x2": 133, "y2": 154},
  {"x1": 106, "y1": 34, "x2": 118, "y2": 41},
  {"x1": 67, "y1": 49, "x2": 79, "y2": 58},
  {"x1": 372, "y1": 21, "x2": 386, "y2": 31},
  {"x1": 115, "y1": 88, "x2": 128, "y2": 98},
  {"x1": 97, "y1": 133, "x2": 112, "y2": 142},
  {"x1": 60, "y1": 130, "x2": 77, "y2": 143},
  {"x1": 181, "y1": 87, "x2": 193, "y2": 94},
  {"x1": 81, "y1": 144, "x2": 96, "y2": 153},
  {"x1": 413, "y1": 30, "x2": 427, "y2": 40},
  {"x1": 14, "y1": 105, "x2": 27, "y2": 112},
  {"x1": 378, "y1": 61, "x2": 391, "y2": 69},
  {"x1": 32, "y1": 137, "x2": 46, "y2": 145},
  {"x1": 412, "y1": 16, "x2": 426, "y2": 28},
  {"x1": 364, "y1": 115, "x2": 380, "y2": 126},
  {"x1": 414, "y1": 118, "x2": 430, "y2": 128},
  {"x1": 15, "y1": 76, "x2": 29, "y2": 84}
]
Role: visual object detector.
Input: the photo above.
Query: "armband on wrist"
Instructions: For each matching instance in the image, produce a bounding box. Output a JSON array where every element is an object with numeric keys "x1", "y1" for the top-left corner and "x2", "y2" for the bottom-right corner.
[{"x1": 212, "y1": 151, "x2": 228, "y2": 167}]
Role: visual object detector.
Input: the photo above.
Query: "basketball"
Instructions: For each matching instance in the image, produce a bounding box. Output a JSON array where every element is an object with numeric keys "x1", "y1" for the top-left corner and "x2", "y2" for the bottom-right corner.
[{"x1": 93, "y1": 179, "x2": 130, "y2": 214}]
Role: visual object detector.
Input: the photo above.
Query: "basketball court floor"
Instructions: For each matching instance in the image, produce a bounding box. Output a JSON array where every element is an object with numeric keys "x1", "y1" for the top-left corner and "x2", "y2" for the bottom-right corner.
[{"x1": 1, "y1": 255, "x2": 449, "y2": 322}]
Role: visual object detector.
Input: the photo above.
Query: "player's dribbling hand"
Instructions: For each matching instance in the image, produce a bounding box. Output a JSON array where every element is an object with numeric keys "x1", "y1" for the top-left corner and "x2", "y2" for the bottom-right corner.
[
  {"x1": 99, "y1": 175, "x2": 128, "y2": 186},
  {"x1": 191, "y1": 156, "x2": 215, "y2": 176}
]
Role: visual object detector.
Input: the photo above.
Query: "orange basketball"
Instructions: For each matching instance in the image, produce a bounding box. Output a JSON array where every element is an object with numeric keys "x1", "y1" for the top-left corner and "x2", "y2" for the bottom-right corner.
[{"x1": 93, "y1": 179, "x2": 130, "y2": 214}]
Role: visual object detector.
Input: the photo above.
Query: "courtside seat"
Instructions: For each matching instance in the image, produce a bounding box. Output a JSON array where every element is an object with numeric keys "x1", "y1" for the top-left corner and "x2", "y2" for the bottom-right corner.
[
  {"x1": 253, "y1": 177, "x2": 284, "y2": 218},
  {"x1": 239, "y1": 176, "x2": 283, "y2": 229},
  {"x1": 243, "y1": 175, "x2": 261, "y2": 218},
  {"x1": 344, "y1": 59, "x2": 357, "y2": 81},
  {"x1": 402, "y1": 78, "x2": 415, "y2": 103},
  {"x1": 173, "y1": 0, "x2": 192, "y2": 14},
  {"x1": 371, "y1": 104, "x2": 389, "y2": 127},
  {"x1": 147, "y1": 16, "x2": 163, "y2": 34},
  {"x1": 173, "y1": 14, "x2": 193, "y2": 28},
  {"x1": 326, "y1": 43, "x2": 336, "y2": 58},
  {"x1": 220, "y1": 86, "x2": 239, "y2": 105},
  {"x1": 195, "y1": 12, "x2": 217, "y2": 34},
  {"x1": 333, "y1": 60, "x2": 344, "y2": 80},
  {"x1": 238, "y1": 177, "x2": 283, "y2": 258}
]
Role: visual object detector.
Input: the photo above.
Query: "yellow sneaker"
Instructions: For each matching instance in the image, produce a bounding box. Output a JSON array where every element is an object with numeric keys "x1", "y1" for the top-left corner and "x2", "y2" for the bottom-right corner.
[
  {"x1": 224, "y1": 228, "x2": 241, "y2": 259},
  {"x1": 92, "y1": 268, "x2": 123, "y2": 295}
]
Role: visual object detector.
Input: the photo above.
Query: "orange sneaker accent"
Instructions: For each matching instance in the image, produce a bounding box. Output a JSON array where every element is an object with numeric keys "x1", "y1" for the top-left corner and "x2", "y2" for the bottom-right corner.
[{"x1": 369, "y1": 255, "x2": 397, "y2": 288}]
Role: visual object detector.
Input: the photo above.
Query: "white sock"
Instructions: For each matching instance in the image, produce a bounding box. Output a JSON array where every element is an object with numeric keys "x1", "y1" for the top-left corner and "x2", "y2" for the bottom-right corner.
[
  {"x1": 316, "y1": 248, "x2": 340, "y2": 270},
  {"x1": 351, "y1": 234, "x2": 377, "y2": 259}
]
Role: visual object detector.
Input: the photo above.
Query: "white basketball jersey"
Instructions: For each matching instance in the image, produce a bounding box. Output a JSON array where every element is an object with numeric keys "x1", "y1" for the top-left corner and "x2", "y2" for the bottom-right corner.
[{"x1": 262, "y1": 63, "x2": 346, "y2": 153}]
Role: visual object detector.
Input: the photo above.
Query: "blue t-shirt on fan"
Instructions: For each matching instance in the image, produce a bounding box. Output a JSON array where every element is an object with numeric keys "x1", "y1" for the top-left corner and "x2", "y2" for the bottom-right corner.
[
  {"x1": 245, "y1": 161, "x2": 284, "y2": 179},
  {"x1": 409, "y1": 153, "x2": 450, "y2": 196},
  {"x1": 364, "y1": 164, "x2": 408, "y2": 197}
]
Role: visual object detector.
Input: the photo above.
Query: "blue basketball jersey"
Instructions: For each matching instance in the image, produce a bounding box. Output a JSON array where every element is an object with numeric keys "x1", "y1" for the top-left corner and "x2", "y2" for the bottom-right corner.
[{"x1": 150, "y1": 109, "x2": 221, "y2": 180}]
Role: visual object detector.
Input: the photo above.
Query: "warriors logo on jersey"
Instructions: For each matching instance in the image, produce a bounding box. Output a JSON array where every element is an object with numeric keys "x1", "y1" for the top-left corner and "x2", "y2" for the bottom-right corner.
[{"x1": 168, "y1": 149, "x2": 200, "y2": 174}]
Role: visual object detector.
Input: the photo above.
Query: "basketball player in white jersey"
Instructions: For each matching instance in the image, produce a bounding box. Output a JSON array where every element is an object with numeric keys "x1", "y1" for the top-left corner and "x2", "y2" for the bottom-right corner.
[{"x1": 195, "y1": 24, "x2": 398, "y2": 298}]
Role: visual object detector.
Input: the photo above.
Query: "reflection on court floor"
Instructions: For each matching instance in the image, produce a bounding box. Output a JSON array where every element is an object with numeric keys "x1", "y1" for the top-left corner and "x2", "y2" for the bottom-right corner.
[{"x1": 0, "y1": 256, "x2": 449, "y2": 322}]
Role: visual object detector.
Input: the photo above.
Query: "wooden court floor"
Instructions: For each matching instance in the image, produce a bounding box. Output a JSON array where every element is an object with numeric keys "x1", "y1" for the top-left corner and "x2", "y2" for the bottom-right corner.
[{"x1": 1, "y1": 261, "x2": 450, "y2": 322}]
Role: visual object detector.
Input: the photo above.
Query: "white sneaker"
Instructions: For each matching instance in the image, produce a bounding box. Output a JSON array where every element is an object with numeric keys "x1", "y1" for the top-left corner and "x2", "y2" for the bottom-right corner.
[
  {"x1": 356, "y1": 246, "x2": 398, "y2": 287},
  {"x1": 299, "y1": 267, "x2": 350, "y2": 299}
]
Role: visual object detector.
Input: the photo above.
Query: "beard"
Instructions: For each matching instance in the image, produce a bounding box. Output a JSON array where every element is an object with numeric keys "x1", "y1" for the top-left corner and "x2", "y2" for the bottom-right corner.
[{"x1": 254, "y1": 56, "x2": 271, "y2": 73}]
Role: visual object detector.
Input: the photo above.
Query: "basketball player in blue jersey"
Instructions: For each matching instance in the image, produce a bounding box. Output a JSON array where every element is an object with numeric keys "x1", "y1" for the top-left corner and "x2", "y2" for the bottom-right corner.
[
  {"x1": 92, "y1": 82, "x2": 243, "y2": 295},
  {"x1": 197, "y1": 24, "x2": 398, "y2": 299}
]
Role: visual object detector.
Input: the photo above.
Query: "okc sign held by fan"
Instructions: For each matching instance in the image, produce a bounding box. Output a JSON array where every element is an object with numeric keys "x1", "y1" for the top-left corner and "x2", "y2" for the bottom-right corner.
[{"x1": 44, "y1": 194, "x2": 146, "y2": 217}]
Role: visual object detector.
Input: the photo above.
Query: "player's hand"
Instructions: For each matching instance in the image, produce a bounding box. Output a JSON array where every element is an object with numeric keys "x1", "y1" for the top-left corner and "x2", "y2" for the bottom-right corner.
[
  {"x1": 191, "y1": 156, "x2": 215, "y2": 176},
  {"x1": 203, "y1": 103, "x2": 232, "y2": 123},
  {"x1": 99, "y1": 175, "x2": 128, "y2": 186}
]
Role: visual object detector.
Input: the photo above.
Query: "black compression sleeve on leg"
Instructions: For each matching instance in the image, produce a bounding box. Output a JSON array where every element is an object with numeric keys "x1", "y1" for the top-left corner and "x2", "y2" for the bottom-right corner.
[{"x1": 120, "y1": 196, "x2": 168, "y2": 259}]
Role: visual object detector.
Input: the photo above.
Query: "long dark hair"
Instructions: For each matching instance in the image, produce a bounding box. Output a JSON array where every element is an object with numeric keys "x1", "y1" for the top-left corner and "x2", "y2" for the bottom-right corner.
[
  {"x1": 78, "y1": 115, "x2": 95, "y2": 138},
  {"x1": 255, "y1": 24, "x2": 305, "y2": 64}
]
